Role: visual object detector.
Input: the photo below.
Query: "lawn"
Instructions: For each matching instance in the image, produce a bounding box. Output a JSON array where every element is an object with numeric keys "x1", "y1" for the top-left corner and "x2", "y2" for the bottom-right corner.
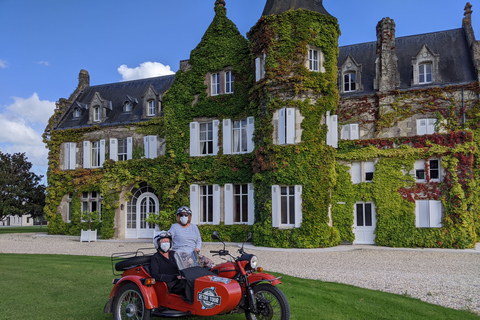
[
  {"x1": 0, "y1": 226, "x2": 47, "y2": 234},
  {"x1": 0, "y1": 254, "x2": 478, "y2": 320}
]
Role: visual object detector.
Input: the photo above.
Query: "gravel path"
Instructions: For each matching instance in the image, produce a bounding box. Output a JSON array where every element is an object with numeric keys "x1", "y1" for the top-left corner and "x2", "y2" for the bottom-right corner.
[{"x1": 1, "y1": 233, "x2": 479, "y2": 315}]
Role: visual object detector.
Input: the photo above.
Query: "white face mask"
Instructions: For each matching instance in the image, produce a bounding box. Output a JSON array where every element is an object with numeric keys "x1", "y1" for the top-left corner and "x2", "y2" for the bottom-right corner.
[
  {"x1": 160, "y1": 242, "x2": 170, "y2": 252},
  {"x1": 180, "y1": 216, "x2": 189, "y2": 225}
]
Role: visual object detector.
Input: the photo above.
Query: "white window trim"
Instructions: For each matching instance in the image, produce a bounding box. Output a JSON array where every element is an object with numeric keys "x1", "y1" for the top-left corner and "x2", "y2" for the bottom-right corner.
[
  {"x1": 414, "y1": 159, "x2": 441, "y2": 182},
  {"x1": 190, "y1": 120, "x2": 219, "y2": 157},
  {"x1": 211, "y1": 73, "x2": 220, "y2": 96},
  {"x1": 277, "y1": 108, "x2": 296, "y2": 145},
  {"x1": 341, "y1": 123, "x2": 359, "y2": 140},
  {"x1": 225, "y1": 71, "x2": 234, "y2": 94},
  {"x1": 224, "y1": 183, "x2": 254, "y2": 225},
  {"x1": 223, "y1": 117, "x2": 254, "y2": 155},
  {"x1": 417, "y1": 118, "x2": 436, "y2": 135},
  {"x1": 93, "y1": 106, "x2": 101, "y2": 122},
  {"x1": 83, "y1": 140, "x2": 105, "y2": 169},
  {"x1": 272, "y1": 185, "x2": 302, "y2": 228},
  {"x1": 351, "y1": 161, "x2": 375, "y2": 184},
  {"x1": 147, "y1": 100, "x2": 156, "y2": 116},
  {"x1": 418, "y1": 63, "x2": 433, "y2": 84},
  {"x1": 189, "y1": 184, "x2": 220, "y2": 225},
  {"x1": 309, "y1": 49, "x2": 319, "y2": 72},
  {"x1": 415, "y1": 200, "x2": 443, "y2": 228},
  {"x1": 110, "y1": 138, "x2": 133, "y2": 162},
  {"x1": 344, "y1": 72, "x2": 356, "y2": 92},
  {"x1": 65, "y1": 142, "x2": 76, "y2": 170}
]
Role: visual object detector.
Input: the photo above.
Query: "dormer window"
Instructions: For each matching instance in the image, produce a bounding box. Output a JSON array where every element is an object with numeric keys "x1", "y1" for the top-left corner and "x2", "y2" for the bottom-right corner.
[
  {"x1": 419, "y1": 63, "x2": 432, "y2": 84},
  {"x1": 225, "y1": 71, "x2": 234, "y2": 94},
  {"x1": 147, "y1": 100, "x2": 155, "y2": 116},
  {"x1": 73, "y1": 108, "x2": 81, "y2": 119},
  {"x1": 93, "y1": 106, "x2": 100, "y2": 122},
  {"x1": 339, "y1": 55, "x2": 362, "y2": 94},
  {"x1": 124, "y1": 101, "x2": 132, "y2": 112},
  {"x1": 211, "y1": 73, "x2": 220, "y2": 96},
  {"x1": 344, "y1": 72, "x2": 356, "y2": 92}
]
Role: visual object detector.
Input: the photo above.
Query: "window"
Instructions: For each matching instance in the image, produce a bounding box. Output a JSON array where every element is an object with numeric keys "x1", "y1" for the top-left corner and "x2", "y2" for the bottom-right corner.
[
  {"x1": 83, "y1": 140, "x2": 105, "y2": 169},
  {"x1": 190, "y1": 121, "x2": 219, "y2": 156},
  {"x1": 344, "y1": 72, "x2": 356, "y2": 92},
  {"x1": 415, "y1": 159, "x2": 441, "y2": 182},
  {"x1": 73, "y1": 108, "x2": 81, "y2": 119},
  {"x1": 223, "y1": 117, "x2": 254, "y2": 155},
  {"x1": 341, "y1": 123, "x2": 359, "y2": 140},
  {"x1": 255, "y1": 53, "x2": 266, "y2": 81},
  {"x1": 64, "y1": 142, "x2": 76, "y2": 170},
  {"x1": 81, "y1": 191, "x2": 103, "y2": 220},
  {"x1": 419, "y1": 63, "x2": 432, "y2": 84},
  {"x1": 356, "y1": 203, "x2": 373, "y2": 227},
  {"x1": 211, "y1": 73, "x2": 220, "y2": 96},
  {"x1": 351, "y1": 161, "x2": 375, "y2": 184},
  {"x1": 124, "y1": 101, "x2": 132, "y2": 112},
  {"x1": 272, "y1": 185, "x2": 302, "y2": 228},
  {"x1": 67, "y1": 193, "x2": 73, "y2": 222},
  {"x1": 144, "y1": 135, "x2": 158, "y2": 159},
  {"x1": 326, "y1": 111, "x2": 338, "y2": 148},
  {"x1": 224, "y1": 183, "x2": 254, "y2": 225},
  {"x1": 109, "y1": 138, "x2": 132, "y2": 161},
  {"x1": 225, "y1": 71, "x2": 234, "y2": 94},
  {"x1": 417, "y1": 118, "x2": 436, "y2": 135},
  {"x1": 277, "y1": 108, "x2": 296, "y2": 145},
  {"x1": 416, "y1": 200, "x2": 443, "y2": 228},
  {"x1": 309, "y1": 49, "x2": 319, "y2": 72},
  {"x1": 93, "y1": 106, "x2": 100, "y2": 122},
  {"x1": 147, "y1": 100, "x2": 155, "y2": 116},
  {"x1": 189, "y1": 184, "x2": 220, "y2": 225}
]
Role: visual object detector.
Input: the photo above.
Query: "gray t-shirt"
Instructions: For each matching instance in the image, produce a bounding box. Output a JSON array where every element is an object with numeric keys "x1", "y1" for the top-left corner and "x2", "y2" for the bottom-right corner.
[{"x1": 169, "y1": 223, "x2": 202, "y2": 254}]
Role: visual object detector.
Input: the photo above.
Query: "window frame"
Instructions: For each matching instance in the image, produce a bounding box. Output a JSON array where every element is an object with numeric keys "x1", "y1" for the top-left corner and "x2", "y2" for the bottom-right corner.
[
  {"x1": 415, "y1": 159, "x2": 441, "y2": 182},
  {"x1": 415, "y1": 200, "x2": 443, "y2": 228},
  {"x1": 81, "y1": 191, "x2": 103, "y2": 221},
  {"x1": 124, "y1": 101, "x2": 133, "y2": 113},
  {"x1": 344, "y1": 72, "x2": 357, "y2": 92},
  {"x1": 189, "y1": 184, "x2": 221, "y2": 225},
  {"x1": 418, "y1": 62, "x2": 433, "y2": 84},
  {"x1": 211, "y1": 73, "x2": 220, "y2": 96},
  {"x1": 341, "y1": 123, "x2": 359, "y2": 140},
  {"x1": 272, "y1": 185, "x2": 302, "y2": 228},
  {"x1": 147, "y1": 100, "x2": 156, "y2": 116},
  {"x1": 309, "y1": 49, "x2": 319, "y2": 72},
  {"x1": 93, "y1": 106, "x2": 101, "y2": 122},
  {"x1": 225, "y1": 71, "x2": 234, "y2": 94}
]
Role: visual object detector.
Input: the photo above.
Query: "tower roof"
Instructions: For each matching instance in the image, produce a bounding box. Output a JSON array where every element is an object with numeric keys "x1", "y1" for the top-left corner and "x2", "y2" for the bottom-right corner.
[{"x1": 262, "y1": 0, "x2": 331, "y2": 16}]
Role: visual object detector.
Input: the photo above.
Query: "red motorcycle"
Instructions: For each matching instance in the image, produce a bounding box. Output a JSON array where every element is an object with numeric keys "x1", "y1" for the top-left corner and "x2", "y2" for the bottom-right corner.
[{"x1": 104, "y1": 231, "x2": 290, "y2": 319}]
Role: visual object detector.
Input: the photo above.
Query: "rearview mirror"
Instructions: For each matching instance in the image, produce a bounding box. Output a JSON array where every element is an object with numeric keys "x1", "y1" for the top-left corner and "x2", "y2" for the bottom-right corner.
[{"x1": 211, "y1": 231, "x2": 220, "y2": 241}]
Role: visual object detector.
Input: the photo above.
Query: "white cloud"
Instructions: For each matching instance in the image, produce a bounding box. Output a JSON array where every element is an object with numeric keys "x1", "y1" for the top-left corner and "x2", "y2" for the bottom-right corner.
[
  {"x1": 7, "y1": 93, "x2": 56, "y2": 123},
  {"x1": 0, "y1": 60, "x2": 8, "y2": 68},
  {"x1": 118, "y1": 61, "x2": 175, "y2": 81},
  {"x1": 36, "y1": 61, "x2": 50, "y2": 66}
]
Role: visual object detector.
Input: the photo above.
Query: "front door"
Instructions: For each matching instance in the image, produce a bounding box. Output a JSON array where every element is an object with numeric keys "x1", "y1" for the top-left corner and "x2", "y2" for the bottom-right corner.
[
  {"x1": 137, "y1": 193, "x2": 158, "y2": 239},
  {"x1": 353, "y1": 202, "x2": 376, "y2": 244}
]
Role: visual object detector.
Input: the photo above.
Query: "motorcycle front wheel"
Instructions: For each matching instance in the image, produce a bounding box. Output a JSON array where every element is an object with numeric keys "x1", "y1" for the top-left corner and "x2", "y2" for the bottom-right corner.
[
  {"x1": 112, "y1": 283, "x2": 152, "y2": 320},
  {"x1": 245, "y1": 283, "x2": 290, "y2": 320}
]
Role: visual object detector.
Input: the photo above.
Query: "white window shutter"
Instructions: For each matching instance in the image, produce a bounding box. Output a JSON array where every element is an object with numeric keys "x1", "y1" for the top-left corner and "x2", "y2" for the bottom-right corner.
[
  {"x1": 364, "y1": 161, "x2": 375, "y2": 178},
  {"x1": 417, "y1": 119, "x2": 427, "y2": 135},
  {"x1": 416, "y1": 200, "x2": 429, "y2": 228},
  {"x1": 143, "y1": 136, "x2": 149, "y2": 158},
  {"x1": 429, "y1": 200, "x2": 443, "y2": 228},
  {"x1": 295, "y1": 185, "x2": 302, "y2": 228},
  {"x1": 190, "y1": 122, "x2": 199, "y2": 157},
  {"x1": 272, "y1": 185, "x2": 280, "y2": 227},
  {"x1": 213, "y1": 184, "x2": 221, "y2": 225},
  {"x1": 286, "y1": 108, "x2": 296, "y2": 144},
  {"x1": 109, "y1": 139, "x2": 117, "y2": 161},
  {"x1": 278, "y1": 108, "x2": 286, "y2": 145},
  {"x1": 213, "y1": 120, "x2": 219, "y2": 155},
  {"x1": 100, "y1": 139, "x2": 106, "y2": 167},
  {"x1": 248, "y1": 183, "x2": 255, "y2": 225},
  {"x1": 351, "y1": 162, "x2": 362, "y2": 184},
  {"x1": 148, "y1": 136, "x2": 157, "y2": 159},
  {"x1": 64, "y1": 143, "x2": 70, "y2": 169},
  {"x1": 326, "y1": 113, "x2": 338, "y2": 148},
  {"x1": 190, "y1": 184, "x2": 199, "y2": 224},
  {"x1": 83, "y1": 141, "x2": 91, "y2": 169},
  {"x1": 247, "y1": 116, "x2": 255, "y2": 153},
  {"x1": 341, "y1": 125, "x2": 350, "y2": 140},
  {"x1": 224, "y1": 184, "x2": 234, "y2": 225},
  {"x1": 127, "y1": 137, "x2": 133, "y2": 160},
  {"x1": 223, "y1": 119, "x2": 232, "y2": 155},
  {"x1": 69, "y1": 142, "x2": 76, "y2": 170},
  {"x1": 350, "y1": 124, "x2": 359, "y2": 140},
  {"x1": 427, "y1": 119, "x2": 436, "y2": 134},
  {"x1": 262, "y1": 53, "x2": 266, "y2": 78},
  {"x1": 255, "y1": 57, "x2": 261, "y2": 82}
]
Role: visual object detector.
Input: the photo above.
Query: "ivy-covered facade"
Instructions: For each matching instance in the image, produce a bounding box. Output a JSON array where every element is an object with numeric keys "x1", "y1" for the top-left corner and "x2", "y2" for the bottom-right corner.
[{"x1": 44, "y1": 0, "x2": 480, "y2": 248}]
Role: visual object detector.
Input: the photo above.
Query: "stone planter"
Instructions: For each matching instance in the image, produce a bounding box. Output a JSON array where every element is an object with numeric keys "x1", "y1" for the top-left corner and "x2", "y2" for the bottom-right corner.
[{"x1": 80, "y1": 229, "x2": 97, "y2": 242}]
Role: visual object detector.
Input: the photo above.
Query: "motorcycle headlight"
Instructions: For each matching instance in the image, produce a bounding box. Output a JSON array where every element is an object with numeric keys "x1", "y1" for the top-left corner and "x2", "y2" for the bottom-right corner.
[{"x1": 250, "y1": 255, "x2": 258, "y2": 270}]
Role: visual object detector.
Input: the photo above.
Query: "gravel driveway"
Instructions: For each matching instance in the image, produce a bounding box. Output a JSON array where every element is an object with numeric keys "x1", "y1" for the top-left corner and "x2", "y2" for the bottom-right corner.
[{"x1": 1, "y1": 233, "x2": 479, "y2": 315}]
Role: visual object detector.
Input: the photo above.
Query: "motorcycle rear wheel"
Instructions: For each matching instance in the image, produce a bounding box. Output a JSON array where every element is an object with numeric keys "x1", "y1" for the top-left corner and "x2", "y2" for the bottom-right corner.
[
  {"x1": 245, "y1": 283, "x2": 290, "y2": 320},
  {"x1": 112, "y1": 283, "x2": 152, "y2": 320}
]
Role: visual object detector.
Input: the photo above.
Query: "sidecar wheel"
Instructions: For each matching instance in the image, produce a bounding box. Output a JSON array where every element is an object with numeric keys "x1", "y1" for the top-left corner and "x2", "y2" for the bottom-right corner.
[
  {"x1": 113, "y1": 283, "x2": 152, "y2": 320},
  {"x1": 245, "y1": 283, "x2": 290, "y2": 320}
]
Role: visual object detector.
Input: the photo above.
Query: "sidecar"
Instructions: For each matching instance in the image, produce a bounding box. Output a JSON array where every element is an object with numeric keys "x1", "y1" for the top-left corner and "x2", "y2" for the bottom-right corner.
[{"x1": 104, "y1": 249, "x2": 242, "y2": 319}]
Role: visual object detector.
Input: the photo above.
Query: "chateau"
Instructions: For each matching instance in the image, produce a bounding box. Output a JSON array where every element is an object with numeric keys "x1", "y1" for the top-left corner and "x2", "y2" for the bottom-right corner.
[{"x1": 44, "y1": 0, "x2": 480, "y2": 248}]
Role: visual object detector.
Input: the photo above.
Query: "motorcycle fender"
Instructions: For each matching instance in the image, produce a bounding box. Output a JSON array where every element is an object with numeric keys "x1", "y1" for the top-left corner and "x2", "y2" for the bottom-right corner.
[
  {"x1": 109, "y1": 276, "x2": 158, "y2": 310},
  {"x1": 248, "y1": 272, "x2": 282, "y2": 286}
]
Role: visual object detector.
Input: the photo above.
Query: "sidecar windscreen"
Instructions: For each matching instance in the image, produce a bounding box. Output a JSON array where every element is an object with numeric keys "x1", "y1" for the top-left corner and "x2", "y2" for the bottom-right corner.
[{"x1": 174, "y1": 251, "x2": 199, "y2": 270}]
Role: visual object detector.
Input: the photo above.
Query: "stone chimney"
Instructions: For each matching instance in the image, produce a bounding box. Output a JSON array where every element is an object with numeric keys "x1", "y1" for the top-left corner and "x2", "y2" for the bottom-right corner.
[
  {"x1": 374, "y1": 18, "x2": 400, "y2": 92},
  {"x1": 67, "y1": 69, "x2": 90, "y2": 103},
  {"x1": 462, "y1": 2, "x2": 480, "y2": 78}
]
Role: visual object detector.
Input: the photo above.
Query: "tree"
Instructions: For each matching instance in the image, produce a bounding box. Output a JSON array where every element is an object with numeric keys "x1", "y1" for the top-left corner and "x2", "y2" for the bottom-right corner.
[{"x1": 0, "y1": 152, "x2": 46, "y2": 221}]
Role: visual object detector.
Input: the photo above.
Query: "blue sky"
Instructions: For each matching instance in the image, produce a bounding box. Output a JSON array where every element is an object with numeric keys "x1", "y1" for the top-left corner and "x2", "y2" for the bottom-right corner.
[{"x1": 0, "y1": 0, "x2": 476, "y2": 184}]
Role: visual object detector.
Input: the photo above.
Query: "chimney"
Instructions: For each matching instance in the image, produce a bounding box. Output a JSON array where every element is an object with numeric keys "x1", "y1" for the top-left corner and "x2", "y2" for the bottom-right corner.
[
  {"x1": 462, "y1": 2, "x2": 480, "y2": 77},
  {"x1": 374, "y1": 18, "x2": 399, "y2": 92}
]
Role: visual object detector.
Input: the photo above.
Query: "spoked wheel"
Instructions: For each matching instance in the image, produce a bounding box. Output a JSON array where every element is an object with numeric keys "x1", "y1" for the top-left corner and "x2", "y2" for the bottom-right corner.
[
  {"x1": 113, "y1": 283, "x2": 152, "y2": 320},
  {"x1": 246, "y1": 283, "x2": 290, "y2": 320}
]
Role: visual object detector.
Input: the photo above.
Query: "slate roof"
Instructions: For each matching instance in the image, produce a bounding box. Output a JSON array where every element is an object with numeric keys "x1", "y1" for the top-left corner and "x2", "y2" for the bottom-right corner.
[
  {"x1": 338, "y1": 28, "x2": 477, "y2": 96},
  {"x1": 263, "y1": 0, "x2": 331, "y2": 16},
  {"x1": 55, "y1": 75, "x2": 175, "y2": 130}
]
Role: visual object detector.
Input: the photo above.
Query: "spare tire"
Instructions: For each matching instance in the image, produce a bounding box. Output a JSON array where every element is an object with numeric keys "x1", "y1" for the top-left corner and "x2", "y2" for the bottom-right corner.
[{"x1": 115, "y1": 255, "x2": 152, "y2": 271}]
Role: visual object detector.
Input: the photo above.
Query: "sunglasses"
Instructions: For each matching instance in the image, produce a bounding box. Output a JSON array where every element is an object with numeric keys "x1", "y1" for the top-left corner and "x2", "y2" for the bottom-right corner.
[{"x1": 179, "y1": 214, "x2": 190, "y2": 217}]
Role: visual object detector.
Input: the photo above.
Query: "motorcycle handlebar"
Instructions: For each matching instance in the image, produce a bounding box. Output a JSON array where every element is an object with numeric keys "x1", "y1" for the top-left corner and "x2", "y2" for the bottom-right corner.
[{"x1": 210, "y1": 250, "x2": 229, "y2": 256}]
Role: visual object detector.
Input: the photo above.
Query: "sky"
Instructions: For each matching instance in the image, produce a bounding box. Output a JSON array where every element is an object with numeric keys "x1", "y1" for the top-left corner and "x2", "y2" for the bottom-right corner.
[{"x1": 0, "y1": 0, "x2": 477, "y2": 185}]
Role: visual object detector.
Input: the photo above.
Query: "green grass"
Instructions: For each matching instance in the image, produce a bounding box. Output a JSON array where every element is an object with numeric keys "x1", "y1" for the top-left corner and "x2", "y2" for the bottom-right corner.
[
  {"x1": 0, "y1": 254, "x2": 478, "y2": 320},
  {"x1": 0, "y1": 226, "x2": 47, "y2": 234}
]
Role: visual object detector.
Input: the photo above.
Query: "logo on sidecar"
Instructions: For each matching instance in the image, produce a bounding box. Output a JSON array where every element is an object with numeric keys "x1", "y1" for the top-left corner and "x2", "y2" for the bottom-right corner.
[{"x1": 197, "y1": 287, "x2": 221, "y2": 309}]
